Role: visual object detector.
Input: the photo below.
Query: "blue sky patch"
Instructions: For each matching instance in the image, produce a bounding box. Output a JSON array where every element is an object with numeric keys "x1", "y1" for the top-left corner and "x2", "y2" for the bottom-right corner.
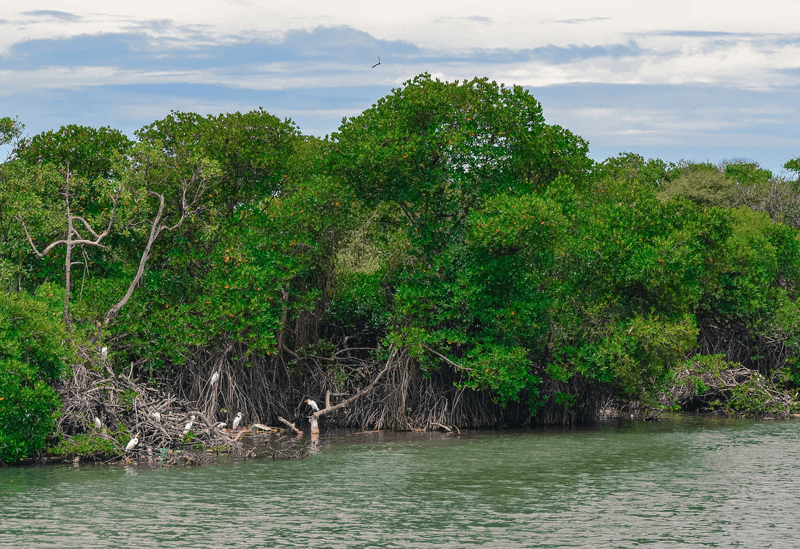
[{"x1": 1, "y1": 14, "x2": 798, "y2": 174}]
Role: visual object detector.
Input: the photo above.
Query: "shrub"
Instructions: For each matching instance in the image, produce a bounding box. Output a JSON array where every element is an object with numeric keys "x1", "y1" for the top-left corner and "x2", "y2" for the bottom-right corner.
[{"x1": 0, "y1": 284, "x2": 72, "y2": 463}]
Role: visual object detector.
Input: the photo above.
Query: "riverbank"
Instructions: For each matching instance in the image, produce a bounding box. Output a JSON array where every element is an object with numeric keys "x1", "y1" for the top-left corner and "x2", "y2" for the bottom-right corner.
[
  {"x1": 4, "y1": 416, "x2": 800, "y2": 548},
  {"x1": 9, "y1": 345, "x2": 791, "y2": 467}
]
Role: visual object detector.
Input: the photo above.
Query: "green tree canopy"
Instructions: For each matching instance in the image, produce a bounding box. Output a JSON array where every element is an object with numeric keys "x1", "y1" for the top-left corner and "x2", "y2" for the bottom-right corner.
[
  {"x1": 329, "y1": 73, "x2": 592, "y2": 257},
  {"x1": 0, "y1": 285, "x2": 72, "y2": 463},
  {"x1": 15, "y1": 125, "x2": 133, "y2": 180}
]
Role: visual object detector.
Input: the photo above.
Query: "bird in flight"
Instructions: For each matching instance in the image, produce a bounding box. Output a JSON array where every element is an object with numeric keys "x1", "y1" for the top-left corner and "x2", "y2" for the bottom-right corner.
[{"x1": 372, "y1": 56, "x2": 381, "y2": 68}]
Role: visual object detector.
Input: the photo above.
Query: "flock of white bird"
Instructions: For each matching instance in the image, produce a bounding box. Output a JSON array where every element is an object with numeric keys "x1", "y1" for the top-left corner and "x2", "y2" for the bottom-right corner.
[{"x1": 95, "y1": 370, "x2": 322, "y2": 453}]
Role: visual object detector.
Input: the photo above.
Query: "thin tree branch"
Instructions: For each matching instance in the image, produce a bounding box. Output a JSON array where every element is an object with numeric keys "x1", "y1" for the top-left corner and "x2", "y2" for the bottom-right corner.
[
  {"x1": 104, "y1": 191, "x2": 165, "y2": 324},
  {"x1": 277, "y1": 417, "x2": 302, "y2": 435},
  {"x1": 314, "y1": 345, "x2": 396, "y2": 418},
  {"x1": 422, "y1": 344, "x2": 472, "y2": 372}
]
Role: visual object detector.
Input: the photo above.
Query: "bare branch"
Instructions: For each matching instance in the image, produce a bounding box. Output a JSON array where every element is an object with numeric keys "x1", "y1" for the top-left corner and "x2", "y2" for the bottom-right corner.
[
  {"x1": 277, "y1": 417, "x2": 302, "y2": 435},
  {"x1": 18, "y1": 213, "x2": 112, "y2": 258},
  {"x1": 73, "y1": 202, "x2": 115, "y2": 240},
  {"x1": 422, "y1": 344, "x2": 472, "y2": 372},
  {"x1": 104, "y1": 191, "x2": 166, "y2": 324},
  {"x1": 314, "y1": 345, "x2": 396, "y2": 418},
  {"x1": 324, "y1": 390, "x2": 348, "y2": 409},
  {"x1": 104, "y1": 161, "x2": 212, "y2": 325},
  {"x1": 18, "y1": 216, "x2": 46, "y2": 257}
]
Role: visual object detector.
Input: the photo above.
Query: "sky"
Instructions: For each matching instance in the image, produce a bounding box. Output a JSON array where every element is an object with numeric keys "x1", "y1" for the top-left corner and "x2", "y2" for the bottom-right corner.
[{"x1": 1, "y1": 1, "x2": 799, "y2": 174}]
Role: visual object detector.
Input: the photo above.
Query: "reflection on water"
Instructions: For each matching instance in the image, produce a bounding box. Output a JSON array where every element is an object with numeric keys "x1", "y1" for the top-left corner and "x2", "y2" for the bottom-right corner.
[{"x1": 2, "y1": 415, "x2": 800, "y2": 548}]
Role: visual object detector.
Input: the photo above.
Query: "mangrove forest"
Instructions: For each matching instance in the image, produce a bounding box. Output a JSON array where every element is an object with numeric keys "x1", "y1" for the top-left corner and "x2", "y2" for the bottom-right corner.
[{"x1": 2, "y1": 73, "x2": 800, "y2": 464}]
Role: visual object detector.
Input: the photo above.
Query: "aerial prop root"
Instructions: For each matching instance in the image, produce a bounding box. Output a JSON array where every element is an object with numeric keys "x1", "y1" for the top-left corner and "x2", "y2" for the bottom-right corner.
[{"x1": 55, "y1": 347, "x2": 248, "y2": 459}]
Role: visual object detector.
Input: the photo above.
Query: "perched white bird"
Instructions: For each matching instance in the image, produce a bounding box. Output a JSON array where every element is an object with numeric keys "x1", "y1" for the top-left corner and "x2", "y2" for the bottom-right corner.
[
  {"x1": 210, "y1": 371, "x2": 219, "y2": 386},
  {"x1": 151, "y1": 411, "x2": 161, "y2": 423},
  {"x1": 126, "y1": 435, "x2": 139, "y2": 452},
  {"x1": 183, "y1": 415, "x2": 195, "y2": 435},
  {"x1": 232, "y1": 412, "x2": 243, "y2": 430},
  {"x1": 101, "y1": 346, "x2": 108, "y2": 361},
  {"x1": 305, "y1": 399, "x2": 320, "y2": 412},
  {"x1": 216, "y1": 422, "x2": 227, "y2": 429},
  {"x1": 94, "y1": 417, "x2": 102, "y2": 430}
]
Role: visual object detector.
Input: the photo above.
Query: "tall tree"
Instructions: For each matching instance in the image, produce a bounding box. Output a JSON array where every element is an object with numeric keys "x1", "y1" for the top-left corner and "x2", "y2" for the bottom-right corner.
[
  {"x1": 329, "y1": 73, "x2": 592, "y2": 258},
  {"x1": 328, "y1": 74, "x2": 593, "y2": 411}
]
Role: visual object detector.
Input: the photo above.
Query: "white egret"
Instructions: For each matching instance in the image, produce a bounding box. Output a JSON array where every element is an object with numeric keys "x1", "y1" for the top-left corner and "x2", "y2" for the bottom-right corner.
[
  {"x1": 216, "y1": 422, "x2": 227, "y2": 429},
  {"x1": 183, "y1": 415, "x2": 195, "y2": 435},
  {"x1": 232, "y1": 412, "x2": 243, "y2": 430},
  {"x1": 94, "y1": 417, "x2": 102, "y2": 430},
  {"x1": 210, "y1": 371, "x2": 219, "y2": 386},
  {"x1": 101, "y1": 346, "x2": 108, "y2": 361},
  {"x1": 151, "y1": 411, "x2": 161, "y2": 423},
  {"x1": 305, "y1": 399, "x2": 320, "y2": 412},
  {"x1": 125, "y1": 434, "x2": 139, "y2": 452}
]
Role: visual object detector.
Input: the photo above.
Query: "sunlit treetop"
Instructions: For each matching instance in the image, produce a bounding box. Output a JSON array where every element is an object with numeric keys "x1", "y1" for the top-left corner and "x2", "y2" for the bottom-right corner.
[
  {"x1": 14, "y1": 124, "x2": 133, "y2": 180},
  {"x1": 329, "y1": 73, "x2": 592, "y2": 255}
]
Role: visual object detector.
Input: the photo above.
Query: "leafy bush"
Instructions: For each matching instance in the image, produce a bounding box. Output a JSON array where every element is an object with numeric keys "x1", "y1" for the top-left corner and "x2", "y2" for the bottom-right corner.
[
  {"x1": 0, "y1": 284, "x2": 73, "y2": 463},
  {"x1": 657, "y1": 165, "x2": 734, "y2": 207},
  {"x1": 52, "y1": 431, "x2": 119, "y2": 458}
]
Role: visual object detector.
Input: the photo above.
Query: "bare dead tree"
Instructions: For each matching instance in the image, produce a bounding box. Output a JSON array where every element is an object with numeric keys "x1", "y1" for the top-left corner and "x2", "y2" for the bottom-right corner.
[
  {"x1": 104, "y1": 161, "x2": 210, "y2": 324},
  {"x1": 18, "y1": 168, "x2": 116, "y2": 324}
]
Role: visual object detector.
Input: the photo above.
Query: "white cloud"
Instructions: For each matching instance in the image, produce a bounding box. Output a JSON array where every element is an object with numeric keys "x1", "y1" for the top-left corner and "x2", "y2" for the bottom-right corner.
[
  {"x1": 3, "y1": 1, "x2": 799, "y2": 173},
  {"x1": 4, "y1": 30, "x2": 798, "y2": 98},
  {"x1": 4, "y1": 1, "x2": 800, "y2": 54},
  {"x1": 2, "y1": 2, "x2": 798, "y2": 93},
  {"x1": 547, "y1": 104, "x2": 800, "y2": 148}
]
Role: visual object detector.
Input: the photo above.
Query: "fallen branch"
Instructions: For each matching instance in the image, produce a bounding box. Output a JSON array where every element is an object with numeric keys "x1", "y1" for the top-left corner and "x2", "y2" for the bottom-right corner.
[{"x1": 277, "y1": 416, "x2": 302, "y2": 435}]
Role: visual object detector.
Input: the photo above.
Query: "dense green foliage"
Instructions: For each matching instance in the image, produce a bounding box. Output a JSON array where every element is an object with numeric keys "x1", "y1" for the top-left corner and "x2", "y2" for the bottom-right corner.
[
  {"x1": 0, "y1": 285, "x2": 72, "y2": 463},
  {"x1": 329, "y1": 75, "x2": 592, "y2": 408},
  {"x1": 2, "y1": 75, "x2": 800, "y2": 459},
  {"x1": 15, "y1": 124, "x2": 133, "y2": 180}
]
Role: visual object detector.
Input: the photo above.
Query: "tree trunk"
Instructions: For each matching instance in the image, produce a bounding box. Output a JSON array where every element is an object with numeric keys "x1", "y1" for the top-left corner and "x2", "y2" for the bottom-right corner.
[{"x1": 63, "y1": 180, "x2": 73, "y2": 324}]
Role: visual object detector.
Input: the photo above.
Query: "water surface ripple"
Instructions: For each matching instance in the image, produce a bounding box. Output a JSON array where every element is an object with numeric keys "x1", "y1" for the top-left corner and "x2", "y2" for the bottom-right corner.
[{"x1": 2, "y1": 416, "x2": 799, "y2": 548}]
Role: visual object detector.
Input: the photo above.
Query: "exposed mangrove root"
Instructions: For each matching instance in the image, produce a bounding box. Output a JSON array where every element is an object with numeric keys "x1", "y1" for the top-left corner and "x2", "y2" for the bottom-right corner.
[
  {"x1": 102, "y1": 336, "x2": 627, "y2": 439},
  {"x1": 666, "y1": 358, "x2": 800, "y2": 418},
  {"x1": 697, "y1": 319, "x2": 788, "y2": 376},
  {"x1": 533, "y1": 376, "x2": 614, "y2": 425},
  {"x1": 309, "y1": 345, "x2": 396, "y2": 433},
  {"x1": 170, "y1": 340, "x2": 299, "y2": 432},
  {"x1": 54, "y1": 346, "x2": 245, "y2": 459},
  {"x1": 158, "y1": 342, "x2": 549, "y2": 431}
]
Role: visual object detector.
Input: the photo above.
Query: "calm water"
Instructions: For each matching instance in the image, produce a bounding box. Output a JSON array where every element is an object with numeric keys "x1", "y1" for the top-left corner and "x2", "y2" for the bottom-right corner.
[{"x1": 2, "y1": 416, "x2": 800, "y2": 548}]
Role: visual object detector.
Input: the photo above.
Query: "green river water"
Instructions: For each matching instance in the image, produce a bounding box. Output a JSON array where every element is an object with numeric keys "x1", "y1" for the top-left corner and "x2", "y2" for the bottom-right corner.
[{"x1": 2, "y1": 415, "x2": 800, "y2": 548}]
